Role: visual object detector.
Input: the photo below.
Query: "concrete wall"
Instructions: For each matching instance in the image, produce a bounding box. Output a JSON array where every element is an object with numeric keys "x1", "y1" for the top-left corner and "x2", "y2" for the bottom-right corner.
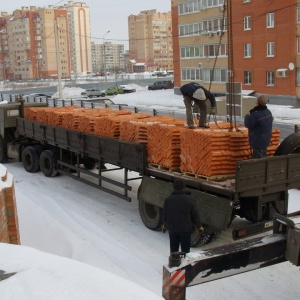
[{"x1": 0, "y1": 164, "x2": 20, "y2": 245}]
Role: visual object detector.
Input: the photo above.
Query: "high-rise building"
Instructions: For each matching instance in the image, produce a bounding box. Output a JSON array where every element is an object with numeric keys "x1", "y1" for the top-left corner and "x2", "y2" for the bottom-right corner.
[
  {"x1": 128, "y1": 9, "x2": 173, "y2": 72},
  {"x1": 0, "y1": 6, "x2": 70, "y2": 80},
  {"x1": 0, "y1": 1, "x2": 91, "y2": 80},
  {"x1": 91, "y1": 41, "x2": 125, "y2": 74},
  {"x1": 64, "y1": 1, "x2": 92, "y2": 76}
]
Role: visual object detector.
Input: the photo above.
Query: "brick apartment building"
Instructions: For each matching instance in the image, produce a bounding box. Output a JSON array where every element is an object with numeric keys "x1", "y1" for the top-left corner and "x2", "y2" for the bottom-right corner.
[
  {"x1": 128, "y1": 9, "x2": 173, "y2": 72},
  {"x1": 0, "y1": 1, "x2": 91, "y2": 80},
  {"x1": 171, "y1": 0, "x2": 300, "y2": 105}
]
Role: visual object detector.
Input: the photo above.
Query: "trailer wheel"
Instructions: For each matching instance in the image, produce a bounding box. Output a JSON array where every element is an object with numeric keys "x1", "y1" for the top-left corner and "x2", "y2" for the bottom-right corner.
[
  {"x1": 0, "y1": 135, "x2": 8, "y2": 163},
  {"x1": 274, "y1": 132, "x2": 300, "y2": 155},
  {"x1": 40, "y1": 150, "x2": 58, "y2": 177},
  {"x1": 138, "y1": 199, "x2": 162, "y2": 230},
  {"x1": 191, "y1": 226, "x2": 213, "y2": 247},
  {"x1": 22, "y1": 146, "x2": 40, "y2": 173},
  {"x1": 83, "y1": 157, "x2": 96, "y2": 170}
]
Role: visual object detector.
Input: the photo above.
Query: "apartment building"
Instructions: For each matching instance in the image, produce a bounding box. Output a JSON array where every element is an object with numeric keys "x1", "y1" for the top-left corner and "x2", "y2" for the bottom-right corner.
[
  {"x1": 91, "y1": 41, "x2": 125, "y2": 74},
  {"x1": 128, "y1": 9, "x2": 173, "y2": 72},
  {"x1": 0, "y1": 1, "x2": 91, "y2": 80},
  {"x1": 65, "y1": 1, "x2": 92, "y2": 76},
  {"x1": 0, "y1": 6, "x2": 70, "y2": 80},
  {"x1": 232, "y1": 0, "x2": 297, "y2": 104},
  {"x1": 171, "y1": 0, "x2": 227, "y2": 93},
  {"x1": 172, "y1": 0, "x2": 300, "y2": 104}
]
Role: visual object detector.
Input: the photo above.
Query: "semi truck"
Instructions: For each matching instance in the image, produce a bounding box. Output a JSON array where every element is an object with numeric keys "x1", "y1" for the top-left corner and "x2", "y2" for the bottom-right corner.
[{"x1": 1, "y1": 98, "x2": 300, "y2": 247}]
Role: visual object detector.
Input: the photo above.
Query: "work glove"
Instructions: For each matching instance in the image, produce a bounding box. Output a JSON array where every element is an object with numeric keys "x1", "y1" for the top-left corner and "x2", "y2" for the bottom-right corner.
[
  {"x1": 210, "y1": 107, "x2": 216, "y2": 115},
  {"x1": 162, "y1": 224, "x2": 167, "y2": 233},
  {"x1": 198, "y1": 226, "x2": 205, "y2": 234}
]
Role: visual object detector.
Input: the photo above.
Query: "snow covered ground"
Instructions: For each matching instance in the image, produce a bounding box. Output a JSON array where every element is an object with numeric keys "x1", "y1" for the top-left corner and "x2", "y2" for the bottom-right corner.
[{"x1": 0, "y1": 87, "x2": 300, "y2": 299}]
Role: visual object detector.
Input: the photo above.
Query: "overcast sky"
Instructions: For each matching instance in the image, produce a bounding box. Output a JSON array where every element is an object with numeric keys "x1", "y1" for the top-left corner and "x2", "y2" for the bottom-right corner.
[{"x1": 1, "y1": 0, "x2": 172, "y2": 49}]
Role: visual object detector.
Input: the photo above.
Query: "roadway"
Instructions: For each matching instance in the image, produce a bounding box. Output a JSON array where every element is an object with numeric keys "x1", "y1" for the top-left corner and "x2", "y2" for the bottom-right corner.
[{"x1": 0, "y1": 78, "x2": 298, "y2": 141}]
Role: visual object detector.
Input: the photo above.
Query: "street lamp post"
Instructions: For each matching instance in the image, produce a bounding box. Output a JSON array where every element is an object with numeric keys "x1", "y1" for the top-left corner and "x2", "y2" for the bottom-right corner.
[{"x1": 103, "y1": 30, "x2": 110, "y2": 87}]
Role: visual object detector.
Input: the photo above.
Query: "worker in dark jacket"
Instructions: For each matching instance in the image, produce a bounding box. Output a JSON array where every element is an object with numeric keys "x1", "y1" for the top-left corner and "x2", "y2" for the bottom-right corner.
[
  {"x1": 180, "y1": 82, "x2": 216, "y2": 129},
  {"x1": 244, "y1": 95, "x2": 273, "y2": 158},
  {"x1": 162, "y1": 179, "x2": 203, "y2": 253}
]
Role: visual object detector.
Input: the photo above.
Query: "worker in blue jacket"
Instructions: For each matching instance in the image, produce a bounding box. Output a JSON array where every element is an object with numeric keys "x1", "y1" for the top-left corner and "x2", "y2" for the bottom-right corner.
[
  {"x1": 180, "y1": 82, "x2": 216, "y2": 129},
  {"x1": 244, "y1": 95, "x2": 273, "y2": 158}
]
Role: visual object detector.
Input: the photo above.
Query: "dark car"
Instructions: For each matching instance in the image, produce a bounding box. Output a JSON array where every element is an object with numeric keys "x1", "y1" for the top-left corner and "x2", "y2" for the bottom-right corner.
[
  {"x1": 22, "y1": 93, "x2": 52, "y2": 99},
  {"x1": 151, "y1": 71, "x2": 168, "y2": 77},
  {"x1": 148, "y1": 81, "x2": 174, "y2": 90},
  {"x1": 81, "y1": 89, "x2": 106, "y2": 98}
]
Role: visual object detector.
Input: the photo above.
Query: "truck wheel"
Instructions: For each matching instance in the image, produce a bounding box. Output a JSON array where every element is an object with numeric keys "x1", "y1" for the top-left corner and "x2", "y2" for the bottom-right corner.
[
  {"x1": 40, "y1": 150, "x2": 58, "y2": 177},
  {"x1": 138, "y1": 199, "x2": 162, "y2": 230},
  {"x1": 274, "y1": 132, "x2": 300, "y2": 155},
  {"x1": 191, "y1": 226, "x2": 213, "y2": 247},
  {"x1": 83, "y1": 157, "x2": 96, "y2": 170},
  {"x1": 0, "y1": 135, "x2": 8, "y2": 163},
  {"x1": 22, "y1": 146, "x2": 40, "y2": 173}
]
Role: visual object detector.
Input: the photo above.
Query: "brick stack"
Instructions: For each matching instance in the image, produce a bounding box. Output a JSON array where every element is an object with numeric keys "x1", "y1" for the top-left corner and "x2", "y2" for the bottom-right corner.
[
  {"x1": 23, "y1": 106, "x2": 281, "y2": 179},
  {"x1": 180, "y1": 125, "x2": 280, "y2": 177},
  {"x1": 147, "y1": 123, "x2": 185, "y2": 169},
  {"x1": 119, "y1": 115, "x2": 184, "y2": 143},
  {"x1": 93, "y1": 111, "x2": 149, "y2": 138},
  {"x1": 0, "y1": 164, "x2": 20, "y2": 245}
]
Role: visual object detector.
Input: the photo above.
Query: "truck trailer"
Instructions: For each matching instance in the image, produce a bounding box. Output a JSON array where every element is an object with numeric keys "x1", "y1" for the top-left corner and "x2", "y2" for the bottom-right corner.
[{"x1": 1, "y1": 99, "x2": 300, "y2": 247}]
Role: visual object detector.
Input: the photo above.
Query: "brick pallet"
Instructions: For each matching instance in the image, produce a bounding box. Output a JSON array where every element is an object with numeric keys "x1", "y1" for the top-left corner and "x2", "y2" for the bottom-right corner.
[{"x1": 24, "y1": 106, "x2": 280, "y2": 179}]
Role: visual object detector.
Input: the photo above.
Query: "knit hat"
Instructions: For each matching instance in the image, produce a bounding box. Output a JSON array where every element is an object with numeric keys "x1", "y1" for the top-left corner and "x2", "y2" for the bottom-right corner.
[
  {"x1": 173, "y1": 179, "x2": 186, "y2": 190},
  {"x1": 257, "y1": 95, "x2": 268, "y2": 106}
]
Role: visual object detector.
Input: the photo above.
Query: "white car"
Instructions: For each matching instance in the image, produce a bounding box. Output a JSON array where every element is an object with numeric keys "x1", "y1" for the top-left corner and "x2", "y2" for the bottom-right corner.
[
  {"x1": 119, "y1": 85, "x2": 136, "y2": 93},
  {"x1": 81, "y1": 89, "x2": 106, "y2": 98}
]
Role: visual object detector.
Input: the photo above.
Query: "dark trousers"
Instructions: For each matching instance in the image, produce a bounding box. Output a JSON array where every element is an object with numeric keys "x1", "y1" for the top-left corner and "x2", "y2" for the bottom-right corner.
[
  {"x1": 252, "y1": 148, "x2": 267, "y2": 158},
  {"x1": 169, "y1": 231, "x2": 191, "y2": 253}
]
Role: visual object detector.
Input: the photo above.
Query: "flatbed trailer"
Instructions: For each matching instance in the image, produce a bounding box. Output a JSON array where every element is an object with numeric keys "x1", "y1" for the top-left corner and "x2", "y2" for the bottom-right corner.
[{"x1": 1, "y1": 100, "x2": 300, "y2": 246}]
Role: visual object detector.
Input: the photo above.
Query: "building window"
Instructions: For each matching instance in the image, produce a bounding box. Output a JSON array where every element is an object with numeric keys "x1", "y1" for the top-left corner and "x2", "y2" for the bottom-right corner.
[
  {"x1": 244, "y1": 44, "x2": 252, "y2": 57},
  {"x1": 181, "y1": 68, "x2": 202, "y2": 81},
  {"x1": 296, "y1": 67, "x2": 300, "y2": 86},
  {"x1": 266, "y1": 71, "x2": 275, "y2": 86},
  {"x1": 267, "y1": 42, "x2": 275, "y2": 57},
  {"x1": 297, "y1": 5, "x2": 300, "y2": 23},
  {"x1": 244, "y1": 71, "x2": 252, "y2": 85},
  {"x1": 266, "y1": 13, "x2": 274, "y2": 28},
  {"x1": 243, "y1": 0, "x2": 251, "y2": 2},
  {"x1": 297, "y1": 37, "x2": 300, "y2": 54},
  {"x1": 244, "y1": 16, "x2": 251, "y2": 30}
]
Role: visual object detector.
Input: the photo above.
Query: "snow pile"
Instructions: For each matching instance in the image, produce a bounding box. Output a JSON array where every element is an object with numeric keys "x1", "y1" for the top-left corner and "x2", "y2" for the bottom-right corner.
[{"x1": 51, "y1": 86, "x2": 86, "y2": 99}]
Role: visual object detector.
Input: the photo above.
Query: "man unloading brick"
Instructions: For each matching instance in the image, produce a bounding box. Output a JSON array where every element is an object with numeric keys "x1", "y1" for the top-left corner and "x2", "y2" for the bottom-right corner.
[
  {"x1": 244, "y1": 95, "x2": 273, "y2": 158},
  {"x1": 162, "y1": 179, "x2": 204, "y2": 254},
  {"x1": 180, "y1": 82, "x2": 216, "y2": 129}
]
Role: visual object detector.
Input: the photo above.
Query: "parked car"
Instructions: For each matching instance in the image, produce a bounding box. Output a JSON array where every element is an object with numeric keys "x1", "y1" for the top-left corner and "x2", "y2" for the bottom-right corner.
[
  {"x1": 119, "y1": 85, "x2": 136, "y2": 93},
  {"x1": 22, "y1": 93, "x2": 52, "y2": 99},
  {"x1": 81, "y1": 89, "x2": 106, "y2": 98},
  {"x1": 105, "y1": 86, "x2": 124, "y2": 95},
  {"x1": 151, "y1": 71, "x2": 168, "y2": 77},
  {"x1": 148, "y1": 81, "x2": 174, "y2": 90}
]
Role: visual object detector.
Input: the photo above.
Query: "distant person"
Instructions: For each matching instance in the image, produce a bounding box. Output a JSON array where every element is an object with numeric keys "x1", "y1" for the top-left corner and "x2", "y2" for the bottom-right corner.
[
  {"x1": 244, "y1": 95, "x2": 273, "y2": 158},
  {"x1": 180, "y1": 82, "x2": 216, "y2": 129},
  {"x1": 162, "y1": 179, "x2": 204, "y2": 254}
]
